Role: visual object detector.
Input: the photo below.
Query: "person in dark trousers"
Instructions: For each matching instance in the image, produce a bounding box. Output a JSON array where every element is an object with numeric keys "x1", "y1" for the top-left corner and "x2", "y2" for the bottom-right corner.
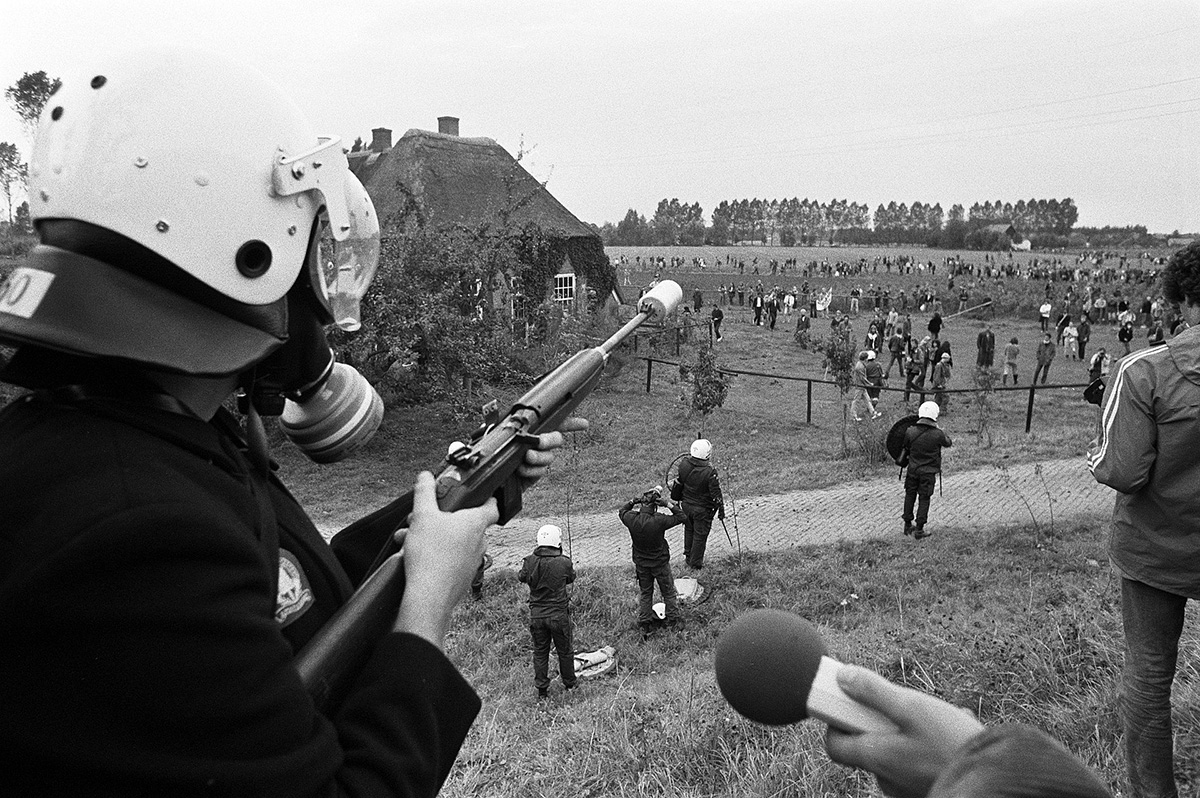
[
  {"x1": 0, "y1": 49, "x2": 581, "y2": 797},
  {"x1": 711, "y1": 305, "x2": 724, "y2": 342},
  {"x1": 1003, "y1": 337, "x2": 1020, "y2": 385},
  {"x1": 675, "y1": 438, "x2": 725, "y2": 569},
  {"x1": 927, "y1": 312, "x2": 944, "y2": 340},
  {"x1": 903, "y1": 340, "x2": 925, "y2": 402},
  {"x1": 885, "y1": 329, "x2": 906, "y2": 379},
  {"x1": 976, "y1": 323, "x2": 995, "y2": 369},
  {"x1": 752, "y1": 292, "x2": 764, "y2": 325},
  {"x1": 898, "y1": 401, "x2": 953, "y2": 539},
  {"x1": 1077, "y1": 314, "x2": 1092, "y2": 361},
  {"x1": 1034, "y1": 333, "x2": 1056, "y2": 384},
  {"x1": 518, "y1": 525, "x2": 577, "y2": 698},
  {"x1": 931, "y1": 352, "x2": 952, "y2": 412},
  {"x1": 1118, "y1": 320, "x2": 1135, "y2": 355},
  {"x1": 619, "y1": 486, "x2": 686, "y2": 635},
  {"x1": 1088, "y1": 241, "x2": 1200, "y2": 797}
]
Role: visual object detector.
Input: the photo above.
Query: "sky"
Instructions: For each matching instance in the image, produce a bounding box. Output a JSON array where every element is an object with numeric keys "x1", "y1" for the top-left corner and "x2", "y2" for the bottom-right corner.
[{"x1": 5, "y1": 0, "x2": 1200, "y2": 234}]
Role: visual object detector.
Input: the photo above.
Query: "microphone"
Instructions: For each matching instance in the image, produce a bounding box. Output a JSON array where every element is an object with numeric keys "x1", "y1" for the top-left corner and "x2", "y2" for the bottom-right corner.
[{"x1": 714, "y1": 608, "x2": 898, "y2": 733}]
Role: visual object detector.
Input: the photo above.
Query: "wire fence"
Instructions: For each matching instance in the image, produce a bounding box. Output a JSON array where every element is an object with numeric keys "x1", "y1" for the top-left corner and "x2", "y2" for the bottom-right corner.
[{"x1": 635, "y1": 353, "x2": 1093, "y2": 434}]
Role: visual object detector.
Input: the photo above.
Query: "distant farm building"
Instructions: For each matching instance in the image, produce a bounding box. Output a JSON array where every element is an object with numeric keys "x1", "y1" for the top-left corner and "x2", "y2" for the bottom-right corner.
[
  {"x1": 982, "y1": 223, "x2": 1031, "y2": 251},
  {"x1": 348, "y1": 120, "x2": 617, "y2": 318}
]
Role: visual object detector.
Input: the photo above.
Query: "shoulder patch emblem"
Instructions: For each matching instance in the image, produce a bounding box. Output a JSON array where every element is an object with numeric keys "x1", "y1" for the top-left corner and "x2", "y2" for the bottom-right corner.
[{"x1": 276, "y1": 549, "x2": 315, "y2": 627}]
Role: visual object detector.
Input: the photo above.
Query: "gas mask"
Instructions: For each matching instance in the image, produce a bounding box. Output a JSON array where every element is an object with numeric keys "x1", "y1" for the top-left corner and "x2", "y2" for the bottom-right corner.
[{"x1": 246, "y1": 171, "x2": 384, "y2": 464}]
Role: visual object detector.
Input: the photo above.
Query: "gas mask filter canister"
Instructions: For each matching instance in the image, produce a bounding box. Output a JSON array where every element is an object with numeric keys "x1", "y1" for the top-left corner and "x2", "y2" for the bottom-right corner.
[{"x1": 279, "y1": 359, "x2": 384, "y2": 463}]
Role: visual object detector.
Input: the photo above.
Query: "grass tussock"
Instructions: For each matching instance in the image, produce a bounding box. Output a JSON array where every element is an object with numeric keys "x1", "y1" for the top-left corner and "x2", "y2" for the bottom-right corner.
[{"x1": 441, "y1": 519, "x2": 1200, "y2": 798}]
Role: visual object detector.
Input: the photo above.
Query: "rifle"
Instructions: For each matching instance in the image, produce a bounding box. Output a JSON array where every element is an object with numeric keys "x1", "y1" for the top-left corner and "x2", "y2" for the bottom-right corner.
[{"x1": 295, "y1": 280, "x2": 683, "y2": 711}]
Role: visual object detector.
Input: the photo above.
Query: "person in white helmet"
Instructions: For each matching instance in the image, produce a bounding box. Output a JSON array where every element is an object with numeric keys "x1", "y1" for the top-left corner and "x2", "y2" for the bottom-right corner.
[
  {"x1": 0, "y1": 49, "x2": 580, "y2": 797},
  {"x1": 674, "y1": 438, "x2": 725, "y2": 569},
  {"x1": 898, "y1": 401, "x2": 953, "y2": 539},
  {"x1": 518, "y1": 524, "x2": 577, "y2": 698}
]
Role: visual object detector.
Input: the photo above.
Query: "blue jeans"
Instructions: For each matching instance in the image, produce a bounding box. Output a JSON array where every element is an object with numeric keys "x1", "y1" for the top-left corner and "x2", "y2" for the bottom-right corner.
[
  {"x1": 530, "y1": 615, "x2": 575, "y2": 692},
  {"x1": 1121, "y1": 578, "x2": 1186, "y2": 797}
]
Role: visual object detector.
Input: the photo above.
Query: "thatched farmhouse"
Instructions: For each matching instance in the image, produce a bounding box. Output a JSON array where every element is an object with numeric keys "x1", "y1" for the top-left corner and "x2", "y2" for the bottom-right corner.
[
  {"x1": 348, "y1": 118, "x2": 618, "y2": 317},
  {"x1": 982, "y1": 223, "x2": 1031, "y2": 251}
]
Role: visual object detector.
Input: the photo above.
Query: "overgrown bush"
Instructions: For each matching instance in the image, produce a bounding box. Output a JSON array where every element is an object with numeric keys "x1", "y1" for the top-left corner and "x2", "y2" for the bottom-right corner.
[
  {"x1": 0, "y1": 229, "x2": 36, "y2": 260},
  {"x1": 677, "y1": 344, "x2": 728, "y2": 423}
]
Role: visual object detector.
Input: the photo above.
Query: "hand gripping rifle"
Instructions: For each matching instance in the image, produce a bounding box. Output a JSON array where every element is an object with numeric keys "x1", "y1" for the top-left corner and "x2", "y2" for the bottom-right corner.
[{"x1": 295, "y1": 280, "x2": 683, "y2": 711}]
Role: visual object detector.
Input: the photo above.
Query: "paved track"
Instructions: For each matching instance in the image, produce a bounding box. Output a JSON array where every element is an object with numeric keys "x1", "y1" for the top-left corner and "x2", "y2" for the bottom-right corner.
[{"x1": 444, "y1": 457, "x2": 1112, "y2": 571}]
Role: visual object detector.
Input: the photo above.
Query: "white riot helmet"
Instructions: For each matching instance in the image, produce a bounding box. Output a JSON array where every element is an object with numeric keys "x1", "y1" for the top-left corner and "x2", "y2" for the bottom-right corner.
[
  {"x1": 537, "y1": 525, "x2": 563, "y2": 549},
  {"x1": 918, "y1": 401, "x2": 940, "y2": 421},
  {"x1": 690, "y1": 438, "x2": 713, "y2": 459},
  {"x1": 1, "y1": 49, "x2": 383, "y2": 462},
  {"x1": 4, "y1": 48, "x2": 379, "y2": 375}
]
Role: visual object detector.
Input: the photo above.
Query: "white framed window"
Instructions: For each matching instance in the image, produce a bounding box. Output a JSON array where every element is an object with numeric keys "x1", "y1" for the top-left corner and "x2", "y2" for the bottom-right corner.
[{"x1": 553, "y1": 273, "x2": 576, "y2": 305}]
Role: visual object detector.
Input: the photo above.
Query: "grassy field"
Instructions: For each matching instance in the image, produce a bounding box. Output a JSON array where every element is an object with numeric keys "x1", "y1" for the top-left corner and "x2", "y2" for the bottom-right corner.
[
  {"x1": 440, "y1": 518, "x2": 1199, "y2": 797},
  {"x1": 281, "y1": 281, "x2": 1128, "y2": 527}
]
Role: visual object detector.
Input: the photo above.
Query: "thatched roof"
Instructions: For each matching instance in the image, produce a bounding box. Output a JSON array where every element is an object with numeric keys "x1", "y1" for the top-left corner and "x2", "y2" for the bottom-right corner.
[
  {"x1": 349, "y1": 127, "x2": 617, "y2": 307},
  {"x1": 349, "y1": 129, "x2": 596, "y2": 238}
]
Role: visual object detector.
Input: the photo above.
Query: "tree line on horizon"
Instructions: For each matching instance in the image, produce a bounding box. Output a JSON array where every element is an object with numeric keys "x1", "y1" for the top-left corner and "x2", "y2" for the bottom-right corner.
[{"x1": 596, "y1": 195, "x2": 1165, "y2": 251}]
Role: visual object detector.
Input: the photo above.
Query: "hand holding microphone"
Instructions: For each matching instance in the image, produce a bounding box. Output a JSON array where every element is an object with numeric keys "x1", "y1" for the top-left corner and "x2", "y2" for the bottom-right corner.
[{"x1": 715, "y1": 609, "x2": 983, "y2": 798}]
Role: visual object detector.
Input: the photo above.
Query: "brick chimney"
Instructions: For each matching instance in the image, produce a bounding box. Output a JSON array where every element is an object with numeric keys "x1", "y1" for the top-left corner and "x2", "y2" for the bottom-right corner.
[
  {"x1": 370, "y1": 127, "x2": 392, "y2": 152},
  {"x1": 437, "y1": 116, "x2": 460, "y2": 136}
]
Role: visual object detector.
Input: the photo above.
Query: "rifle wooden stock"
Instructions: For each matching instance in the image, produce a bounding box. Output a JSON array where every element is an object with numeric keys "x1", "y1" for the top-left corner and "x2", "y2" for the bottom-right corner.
[{"x1": 295, "y1": 282, "x2": 681, "y2": 712}]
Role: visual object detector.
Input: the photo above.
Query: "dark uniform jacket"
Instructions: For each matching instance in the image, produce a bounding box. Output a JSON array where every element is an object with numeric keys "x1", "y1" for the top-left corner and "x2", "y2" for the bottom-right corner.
[
  {"x1": 619, "y1": 500, "x2": 685, "y2": 567},
  {"x1": 518, "y1": 546, "x2": 575, "y2": 619},
  {"x1": 0, "y1": 391, "x2": 479, "y2": 797},
  {"x1": 677, "y1": 456, "x2": 724, "y2": 516},
  {"x1": 903, "y1": 418, "x2": 953, "y2": 476}
]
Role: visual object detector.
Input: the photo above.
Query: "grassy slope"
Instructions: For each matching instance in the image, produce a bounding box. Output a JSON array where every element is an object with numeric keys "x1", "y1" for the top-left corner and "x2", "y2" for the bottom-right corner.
[{"x1": 442, "y1": 519, "x2": 1199, "y2": 797}]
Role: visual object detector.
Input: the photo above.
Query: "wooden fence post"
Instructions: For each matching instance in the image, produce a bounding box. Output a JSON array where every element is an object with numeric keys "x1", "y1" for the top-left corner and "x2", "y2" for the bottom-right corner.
[
  {"x1": 806, "y1": 379, "x2": 812, "y2": 424},
  {"x1": 645, "y1": 357, "x2": 653, "y2": 394},
  {"x1": 1025, "y1": 384, "x2": 1036, "y2": 433}
]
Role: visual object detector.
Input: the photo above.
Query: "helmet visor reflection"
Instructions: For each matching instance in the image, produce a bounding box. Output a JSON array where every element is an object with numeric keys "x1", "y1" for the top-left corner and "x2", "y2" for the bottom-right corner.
[{"x1": 313, "y1": 173, "x2": 380, "y2": 331}]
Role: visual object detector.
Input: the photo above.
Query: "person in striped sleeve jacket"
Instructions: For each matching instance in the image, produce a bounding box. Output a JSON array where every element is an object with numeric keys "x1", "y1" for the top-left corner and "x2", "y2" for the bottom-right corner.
[{"x1": 1087, "y1": 241, "x2": 1200, "y2": 798}]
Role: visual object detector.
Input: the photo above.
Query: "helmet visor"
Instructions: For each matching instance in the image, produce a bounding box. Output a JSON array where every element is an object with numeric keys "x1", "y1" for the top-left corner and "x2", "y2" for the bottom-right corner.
[{"x1": 313, "y1": 172, "x2": 380, "y2": 331}]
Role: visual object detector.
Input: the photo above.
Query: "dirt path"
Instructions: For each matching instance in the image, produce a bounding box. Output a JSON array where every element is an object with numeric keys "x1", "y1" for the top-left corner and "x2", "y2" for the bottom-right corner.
[{"x1": 319, "y1": 457, "x2": 1112, "y2": 571}]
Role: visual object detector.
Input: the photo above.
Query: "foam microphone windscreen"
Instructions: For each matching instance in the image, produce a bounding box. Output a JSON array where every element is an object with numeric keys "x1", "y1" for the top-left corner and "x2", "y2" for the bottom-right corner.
[{"x1": 714, "y1": 608, "x2": 826, "y2": 725}]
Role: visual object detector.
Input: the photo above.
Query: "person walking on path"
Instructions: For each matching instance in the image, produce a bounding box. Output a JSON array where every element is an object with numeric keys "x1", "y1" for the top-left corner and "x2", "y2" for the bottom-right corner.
[
  {"x1": 897, "y1": 401, "x2": 953, "y2": 539},
  {"x1": 518, "y1": 525, "x2": 577, "y2": 698},
  {"x1": 1087, "y1": 241, "x2": 1200, "y2": 797},
  {"x1": 675, "y1": 439, "x2": 725, "y2": 570},
  {"x1": 619, "y1": 486, "x2": 685, "y2": 636},
  {"x1": 1039, "y1": 300, "x2": 1052, "y2": 332},
  {"x1": 1034, "y1": 333, "x2": 1056, "y2": 384},
  {"x1": 711, "y1": 305, "x2": 724, "y2": 343}
]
